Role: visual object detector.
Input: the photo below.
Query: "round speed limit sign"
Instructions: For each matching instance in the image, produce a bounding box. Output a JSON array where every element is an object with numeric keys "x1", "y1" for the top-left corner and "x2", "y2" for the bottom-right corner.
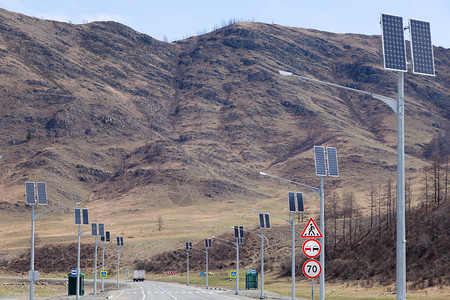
[{"x1": 302, "y1": 259, "x2": 321, "y2": 279}]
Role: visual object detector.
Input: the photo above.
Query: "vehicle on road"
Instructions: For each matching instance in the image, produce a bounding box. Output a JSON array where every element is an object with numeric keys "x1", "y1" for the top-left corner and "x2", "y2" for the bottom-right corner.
[{"x1": 132, "y1": 270, "x2": 145, "y2": 282}]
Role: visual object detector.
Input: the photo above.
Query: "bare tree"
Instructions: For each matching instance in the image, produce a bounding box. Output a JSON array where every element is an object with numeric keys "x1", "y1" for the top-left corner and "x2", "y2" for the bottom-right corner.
[
  {"x1": 367, "y1": 186, "x2": 377, "y2": 228},
  {"x1": 157, "y1": 215, "x2": 164, "y2": 231}
]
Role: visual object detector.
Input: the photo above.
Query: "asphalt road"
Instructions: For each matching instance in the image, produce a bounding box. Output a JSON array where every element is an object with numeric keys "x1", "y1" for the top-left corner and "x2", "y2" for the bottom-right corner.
[{"x1": 116, "y1": 281, "x2": 250, "y2": 300}]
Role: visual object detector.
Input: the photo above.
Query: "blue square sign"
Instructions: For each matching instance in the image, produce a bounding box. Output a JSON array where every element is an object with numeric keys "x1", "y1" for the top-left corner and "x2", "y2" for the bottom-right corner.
[{"x1": 100, "y1": 271, "x2": 107, "y2": 278}]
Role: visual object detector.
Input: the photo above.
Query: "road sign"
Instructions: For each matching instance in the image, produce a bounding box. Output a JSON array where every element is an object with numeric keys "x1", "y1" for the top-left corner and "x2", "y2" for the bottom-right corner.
[
  {"x1": 230, "y1": 270, "x2": 237, "y2": 278},
  {"x1": 251, "y1": 269, "x2": 256, "y2": 275},
  {"x1": 168, "y1": 271, "x2": 177, "y2": 275},
  {"x1": 302, "y1": 239, "x2": 321, "y2": 258},
  {"x1": 28, "y1": 270, "x2": 39, "y2": 281},
  {"x1": 302, "y1": 259, "x2": 321, "y2": 279},
  {"x1": 300, "y1": 218, "x2": 323, "y2": 238},
  {"x1": 71, "y1": 268, "x2": 77, "y2": 277},
  {"x1": 200, "y1": 272, "x2": 207, "y2": 277},
  {"x1": 100, "y1": 271, "x2": 107, "y2": 278}
]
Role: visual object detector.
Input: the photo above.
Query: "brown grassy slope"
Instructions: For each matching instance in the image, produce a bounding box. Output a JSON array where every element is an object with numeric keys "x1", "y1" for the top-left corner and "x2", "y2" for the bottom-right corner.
[{"x1": 0, "y1": 9, "x2": 448, "y2": 260}]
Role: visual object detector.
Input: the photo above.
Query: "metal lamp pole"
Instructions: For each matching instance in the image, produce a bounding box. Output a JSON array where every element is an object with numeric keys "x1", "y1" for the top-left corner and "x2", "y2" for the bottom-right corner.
[
  {"x1": 259, "y1": 173, "x2": 321, "y2": 300},
  {"x1": 191, "y1": 247, "x2": 209, "y2": 289},
  {"x1": 213, "y1": 236, "x2": 241, "y2": 294},
  {"x1": 77, "y1": 226, "x2": 90, "y2": 300},
  {"x1": 29, "y1": 200, "x2": 80, "y2": 300}
]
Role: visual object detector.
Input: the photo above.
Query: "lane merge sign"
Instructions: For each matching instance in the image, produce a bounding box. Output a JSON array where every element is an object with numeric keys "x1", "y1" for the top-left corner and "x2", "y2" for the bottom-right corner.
[
  {"x1": 303, "y1": 259, "x2": 322, "y2": 279},
  {"x1": 300, "y1": 218, "x2": 323, "y2": 238},
  {"x1": 302, "y1": 239, "x2": 321, "y2": 258}
]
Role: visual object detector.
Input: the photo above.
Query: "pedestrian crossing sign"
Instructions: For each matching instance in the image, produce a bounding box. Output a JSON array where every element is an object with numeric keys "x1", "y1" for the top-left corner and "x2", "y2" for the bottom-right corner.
[
  {"x1": 100, "y1": 271, "x2": 107, "y2": 278},
  {"x1": 230, "y1": 270, "x2": 237, "y2": 278},
  {"x1": 300, "y1": 218, "x2": 323, "y2": 238}
]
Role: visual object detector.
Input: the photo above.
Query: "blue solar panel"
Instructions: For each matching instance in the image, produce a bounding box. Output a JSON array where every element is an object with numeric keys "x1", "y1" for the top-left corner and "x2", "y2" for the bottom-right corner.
[
  {"x1": 326, "y1": 147, "x2": 339, "y2": 177},
  {"x1": 98, "y1": 223, "x2": 105, "y2": 236},
  {"x1": 314, "y1": 146, "x2": 327, "y2": 176},
  {"x1": 91, "y1": 223, "x2": 97, "y2": 236},
  {"x1": 25, "y1": 182, "x2": 36, "y2": 205},
  {"x1": 288, "y1": 192, "x2": 296, "y2": 212},
  {"x1": 381, "y1": 13, "x2": 407, "y2": 72},
  {"x1": 409, "y1": 19, "x2": 435, "y2": 76},
  {"x1": 82, "y1": 208, "x2": 89, "y2": 225},
  {"x1": 74, "y1": 208, "x2": 81, "y2": 225},
  {"x1": 36, "y1": 182, "x2": 47, "y2": 205}
]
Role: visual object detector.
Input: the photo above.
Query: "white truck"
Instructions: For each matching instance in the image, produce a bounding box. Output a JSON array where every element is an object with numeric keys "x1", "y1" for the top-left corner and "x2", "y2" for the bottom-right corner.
[{"x1": 132, "y1": 270, "x2": 145, "y2": 282}]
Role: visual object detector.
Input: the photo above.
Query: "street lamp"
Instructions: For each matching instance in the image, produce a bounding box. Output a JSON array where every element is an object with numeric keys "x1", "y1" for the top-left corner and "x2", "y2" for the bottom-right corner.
[
  {"x1": 74, "y1": 208, "x2": 89, "y2": 300},
  {"x1": 185, "y1": 242, "x2": 192, "y2": 285},
  {"x1": 212, "y1": 235, "x2": 241, "y2": 295},
  {"x1": 116, "y1": 236, "x2": 124, "y2": 288},
  {"x1": 93, "y1": 222, "x2": 113, "y2": 294},
  {"x1": 248, "y1": 212, "x2": 270, "y2": 299},
  {"x1": 191, "y1": 239, "x2": 211, "y2": 289},
  {"x1": 25, "y1": 181, "x2": 80, "y2": 300},
  {"x1": 101, "y1": 230, "x2": 112, "y2": 292}
]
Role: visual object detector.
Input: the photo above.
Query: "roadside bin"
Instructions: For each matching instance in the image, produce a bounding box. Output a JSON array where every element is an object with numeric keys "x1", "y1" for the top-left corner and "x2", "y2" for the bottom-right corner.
[
  {"x1": 245, "y1": 271, "x2": 258, "y2": 290},
  {"x1": 68, "y1": 272, "x2": 84, "y2": 296}
]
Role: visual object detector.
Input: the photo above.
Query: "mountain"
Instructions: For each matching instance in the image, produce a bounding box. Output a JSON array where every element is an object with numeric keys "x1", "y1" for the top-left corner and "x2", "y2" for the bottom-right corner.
[{"x1": 0, "y1": 9, "x2": 448, "y2": 258}]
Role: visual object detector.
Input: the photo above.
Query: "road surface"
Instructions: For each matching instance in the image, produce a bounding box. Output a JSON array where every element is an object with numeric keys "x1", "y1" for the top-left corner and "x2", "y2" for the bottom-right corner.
[{"x1": 116, "y1": 281, "x2": 250, "y2": 300}]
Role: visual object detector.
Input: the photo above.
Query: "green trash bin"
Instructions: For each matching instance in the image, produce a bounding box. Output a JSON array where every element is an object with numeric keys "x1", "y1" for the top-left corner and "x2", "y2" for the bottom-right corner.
[
  {"x1": 68, "y1": 272, "x2": 84, "y2": 296},
  {"x1": 245, "y1": 272, "x2": 258, "y2": 290}
]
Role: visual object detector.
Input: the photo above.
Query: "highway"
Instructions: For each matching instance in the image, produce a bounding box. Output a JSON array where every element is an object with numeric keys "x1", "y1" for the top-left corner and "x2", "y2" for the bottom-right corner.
[{"x1": 116, "y1": 281, "x2": 250, "y2": 300}]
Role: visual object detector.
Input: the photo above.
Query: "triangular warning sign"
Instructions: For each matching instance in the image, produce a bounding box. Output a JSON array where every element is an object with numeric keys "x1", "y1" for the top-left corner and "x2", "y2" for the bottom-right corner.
[{"x1": 300, "y1": 218, "x2": 323, "y2": 238}]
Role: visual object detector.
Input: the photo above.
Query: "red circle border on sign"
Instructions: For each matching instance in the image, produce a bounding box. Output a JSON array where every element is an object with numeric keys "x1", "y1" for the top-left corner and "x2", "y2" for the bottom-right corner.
[
  {"x1": 302, "y1": 239, "x2": 321, "y2": 258},
  {"x1": 302, "y1": 259, "x2": 322, "y2": 279}
]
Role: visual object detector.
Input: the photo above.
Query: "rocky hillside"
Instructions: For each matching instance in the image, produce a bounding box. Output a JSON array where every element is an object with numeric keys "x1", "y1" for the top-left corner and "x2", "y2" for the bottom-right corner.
[{"x1": 0, "y1": 9, "x2": 448, "y2": 256}]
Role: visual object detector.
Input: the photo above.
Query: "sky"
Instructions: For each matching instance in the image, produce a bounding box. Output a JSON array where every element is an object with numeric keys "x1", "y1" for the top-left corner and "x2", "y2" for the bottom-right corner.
[{"x1": 0, "y1": 0, "x2": 448, "y2": 48}]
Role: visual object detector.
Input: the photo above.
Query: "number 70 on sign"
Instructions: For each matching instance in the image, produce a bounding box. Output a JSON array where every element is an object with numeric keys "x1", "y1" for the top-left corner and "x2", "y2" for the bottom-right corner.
[{"x1": 302, "y1": 259, "x2": 321, "y2": 279}]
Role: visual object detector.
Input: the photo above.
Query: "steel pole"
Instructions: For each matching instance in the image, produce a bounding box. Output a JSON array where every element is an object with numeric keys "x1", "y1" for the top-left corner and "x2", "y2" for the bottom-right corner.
[
  {"x1": 205, "y1": 248, "x2": 209, "y2": 289},
  {"x1": 187, "y1": 249, "x2": 190, "y2": 286},
  {"x1": 29, "y1": 206, "x2": 35, "y2": 300},
  {"x1": 101, "y1": 241, "x2": 105, "y2": 292},
  {"x1": 260, "y1": 228, "x2": 264, "y2": 299},
  {"x1": 396, "y1": 71, "x2": 406, "y2": 300},
  {"x1": 312, "y1": 279, "x2": 314, "y2": 300},
  {"x1": 320, "y1": 176, "x2": 325, "y2": 300},
  {"x1": 291, "y1": 212, "x2": 295, "y2": 300},
  {"x1": 76, "y1": 224, "x2": 81, "y2": 300},
  {"x1": 117, "y1": 246, "x2": 120, "y2": 288},
  {"x1": 236, "y1": 240, "x2": 239, "y2": 295},
  {"x1": 94, "y1": 235, "x2": 98, "y2": 295}
]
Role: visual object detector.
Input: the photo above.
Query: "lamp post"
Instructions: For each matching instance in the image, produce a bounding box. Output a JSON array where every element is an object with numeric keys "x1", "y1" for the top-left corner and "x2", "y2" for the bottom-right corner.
[
  {"x1": 185, "y1": 242, "x2": 192, "y2": 285},
  {"x1": 74, "y1": 208, "x2": 90, "y2": 300},
  {"x1": 191, "y1": 241, "x2": 211, "y2": 289},
  {"x1": 116, "y1": 236, "x2": 124, "y2": 288},
  {"x1": 26, "y1": 195, "x2": 80, "y2": 300},
  {"x1": 101, "y1": 230, "x2": 112, "y2": 292},
  {"x1": 259, "y1": 173, "x2": 319, "y2": 300}
]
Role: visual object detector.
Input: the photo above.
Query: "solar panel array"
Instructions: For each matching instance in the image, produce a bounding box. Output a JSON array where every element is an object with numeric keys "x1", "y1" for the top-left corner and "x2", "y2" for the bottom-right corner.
[
  {"x1": 381, "y1": 13, "x2": 407, "y2": 72},
  {"x1": 326, "y1": 147, "x2": 339, "y2": 177},
  {"x1": 288, "y1": 192, "x2": 296, "y2": 212},
  {"x1": 205, "y1": 238, "x2": 211, "y2": 248},
  {"x1": 36, "y1": 182, "x2": 47, "y2": 205},
  {"x1": 25, "y1": 182, "x2": 36, "y2": 205},
  {"x1": 410, "y1": 19, "x2": 435, "y2": 76},
  {"x1": 297, "y1": 192, "x2": 304, "y2": 212},
  {"x1": 98, "y1": 223, "x2": 105, "y2": 236},
  {"x1": 91, "y1": 223, "x2": 97, "y2": 236},
  {"x1": 82, "y1": 208, "x2": 89, "y2": 225},
  {"x1": 314, "y1": 146, "x2": 327, "y2": 176},
  {"x1": 74, "y1": 208, "x2": 81, "y2": 225}
]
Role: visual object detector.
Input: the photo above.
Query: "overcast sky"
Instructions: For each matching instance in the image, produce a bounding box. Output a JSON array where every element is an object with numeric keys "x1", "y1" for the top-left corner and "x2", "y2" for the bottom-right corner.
[{"x1": 0, "y1": 0, "x2": 448, "y2": 47}]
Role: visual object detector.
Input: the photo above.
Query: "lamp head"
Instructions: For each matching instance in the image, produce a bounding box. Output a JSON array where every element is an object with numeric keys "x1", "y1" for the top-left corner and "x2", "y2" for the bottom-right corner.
[
  {"x1": 279, "y1": 70, "x2": 293, "y2": 76},
  {"x1": 259, "y1": 172, "x2": 267, "y2": 176}
]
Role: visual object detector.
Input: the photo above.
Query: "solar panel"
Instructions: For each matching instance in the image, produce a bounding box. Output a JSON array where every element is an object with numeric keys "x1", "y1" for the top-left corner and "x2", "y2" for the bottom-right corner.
[
  {"x1": 101, "y1": 236, "x2": 105, "y2": 242},
  {"x1": 409, "y1": 18, "x2": 435, "y2": 76},
  {"x1": 117, "y1": 237, "x2": 120, "y2": 245},
  {"x1": 264, "y1": 214, "x2": 271, "y2": 229},
  {"x1": 120, "y1": 236, "x2": 124, "y2": 246},
  {"x1": 239, "y1": 226, "x2": 244, "y2": 238},
  {"x1": 297, "y1": 193, "x2": 304, "y2": 212},
  {"x1": 186, "y1": 242, "x2": 189, "y2": 250},
  {"x1": 381, "y1": 13, "x2": 407, "y2": 72},
  {"x1": 74, "y1": 208, "x2": 81, "y2": 225},
  {"x1": 36, "y1": 182, "x2": 47, "y2": 205},
  {"x1": 205, "y1": 239, "x2": 211, "y2": 248},
  {"x1": 189, "y1": 242, "x2": 192, "y2": 249},
  {"x1": 25, "y1": 182, "x2": 36, "y2": 205},
  {"x1": 98, "y1": 223, "x2": 105, "y2": 236},
  {"x1": 82, "y1": 208, "x2": 89, "y2": 225},
  {"x1": 259, "y1": 213, "x2": 265, "y2": 228},
  {"x1": 105, "y1": 231, "x2": 110, "y2": 242},
  {"x1": 234, "y1": 226, "x2": 239, "y2": 238},
  {"x1": 91, "y1": 223, "x2": 97, "y2": 236},
  {"x1": 288, "y1": 192, "x2": 296, "y2": 212},
  {"x1": 326, "y1": 147, "x2": 339, "y2": 177},
  {"x1": 314, "y1": 146, "x2": 327, "y2": 176},
  {"x1": 238, "y1": 237, "x2": 243, "y2": 244}
]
